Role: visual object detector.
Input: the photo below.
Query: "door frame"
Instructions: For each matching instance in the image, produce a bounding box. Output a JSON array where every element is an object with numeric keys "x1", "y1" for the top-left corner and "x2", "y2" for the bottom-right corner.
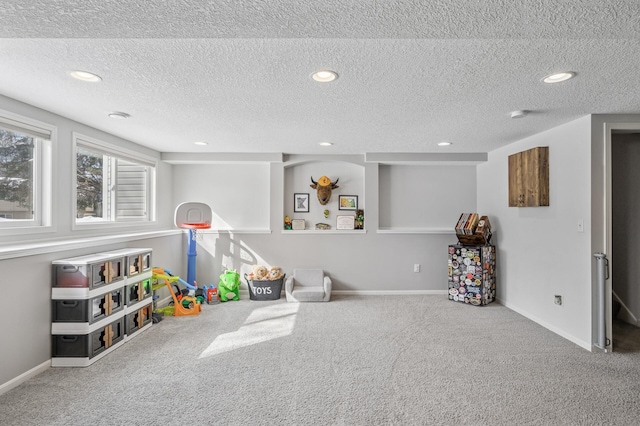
[{"x1": 604, "y1": 122, "x2": 640, "y2": 352}]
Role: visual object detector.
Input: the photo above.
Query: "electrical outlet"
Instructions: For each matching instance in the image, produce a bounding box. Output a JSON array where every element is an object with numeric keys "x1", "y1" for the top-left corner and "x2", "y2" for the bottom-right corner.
[
  {"x1": 554, "y1": 295, "x2": 562, "y2": 305},
  {"x1": 413, "y1": 264, "x2": 420, "y2": 273}
]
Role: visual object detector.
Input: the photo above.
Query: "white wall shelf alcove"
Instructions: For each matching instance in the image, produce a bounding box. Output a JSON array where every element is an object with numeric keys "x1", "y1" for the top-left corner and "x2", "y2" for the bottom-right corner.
[
  {"x1": 377, "y1": 228, "x2": 453, "y2": 234},
  {"x1": 283, "y1": 155, "x2": 366, "y2": 233},
  {"x1": 282, "y1": 229, "x2": 367, "y2": 234}
]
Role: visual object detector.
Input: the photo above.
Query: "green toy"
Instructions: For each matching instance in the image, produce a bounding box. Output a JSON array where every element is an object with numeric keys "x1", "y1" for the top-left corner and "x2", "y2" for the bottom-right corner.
[{"x1": 219, "y1": 269, "x2": 241, "y2": 302}]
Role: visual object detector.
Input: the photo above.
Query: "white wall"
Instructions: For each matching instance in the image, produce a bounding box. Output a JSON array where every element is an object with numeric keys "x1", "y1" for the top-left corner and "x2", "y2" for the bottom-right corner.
[
  {"x1": 172, "y1": 163, "x2": 270, "y2": 230},
  {"x1": 477, "y1": 116, "x2": 593, "y2": 349}
]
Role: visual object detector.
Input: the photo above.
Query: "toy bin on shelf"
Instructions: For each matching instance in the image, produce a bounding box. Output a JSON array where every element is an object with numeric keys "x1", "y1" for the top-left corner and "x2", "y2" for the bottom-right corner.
[
  {"x1": 102, "y1": 248, "x2": 152, "y2": 278},
  {"x1": 124, "y1": 288, "x2": 153, "y2": 341},
  {"x1": 125, "y1": 303, "x2": 153, "y2": 339},
  {"x1": 52, "y1": 288, "x2": 124, "y2": 324},
  {"x1": 244, "y1": 274, "x2": 285, "y2": 301},
  {"x1": 53, "y1": 253, "x2": 125, "y2": 289},
  {"x1": 51, "y1": 317, "x2": 125, "y2": 366},
  {"x1": 125, "y1": 277, "x2": 152, "y2": 306}
]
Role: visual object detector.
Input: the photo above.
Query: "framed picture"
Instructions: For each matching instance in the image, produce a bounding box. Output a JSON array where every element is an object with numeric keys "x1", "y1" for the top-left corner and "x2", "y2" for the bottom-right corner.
[
  {"x1": 294, "y1": 193, "x2": 310, "y2": 213},
  {"x1": 339, "y1": 195, "x2": 358, "y2": 211},
  {"x1": 336, "y1": 215, "x2": 355, "y2": 230}
]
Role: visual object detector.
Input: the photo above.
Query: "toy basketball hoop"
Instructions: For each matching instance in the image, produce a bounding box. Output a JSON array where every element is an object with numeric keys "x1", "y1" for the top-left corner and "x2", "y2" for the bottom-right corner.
[
  {"x1": 179, "y1": 222, "x2": 211, "y2": 241},
  {"x1": 174, "y1": 202, "x2": 213, "y2": 285},
  {"x1": 175, "y1": 202, "x2": 212, "y2": 241}
]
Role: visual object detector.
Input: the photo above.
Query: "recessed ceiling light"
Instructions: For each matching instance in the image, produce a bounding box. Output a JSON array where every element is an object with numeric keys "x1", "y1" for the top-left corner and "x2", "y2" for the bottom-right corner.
[
  {"x1": 542, "y1": 72, "x2": 576, "y2": 84},
  {"x1": 194, "y1": 141, "x2": 208, "y2": 146},
  {"x1": 69, "y1": 70, "x2": 102, "y2": 82},
  {"x1": 108, "y1": 112, "x2": 130, "y2": 119},
  {"x1": 311, "y1": 70, "x2": 338, "y2": 83},
  {"x1": 319, "y1": 142, "x2": 334, "y2": 146},
  {"x1": 438, "y1": 141, "x2": 452, "y2": 146}
]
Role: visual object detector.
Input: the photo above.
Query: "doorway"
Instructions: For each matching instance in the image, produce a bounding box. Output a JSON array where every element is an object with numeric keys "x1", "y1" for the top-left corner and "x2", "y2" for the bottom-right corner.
[{"x1": 609, "y1": 130, "x2": 640, "y2": 352}]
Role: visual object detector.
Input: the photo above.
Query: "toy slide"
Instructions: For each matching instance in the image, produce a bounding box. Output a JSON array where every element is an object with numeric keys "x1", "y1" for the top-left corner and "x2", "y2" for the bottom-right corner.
[{"x1": 152, "y1": 267, "x2": 201, "y2": 317}]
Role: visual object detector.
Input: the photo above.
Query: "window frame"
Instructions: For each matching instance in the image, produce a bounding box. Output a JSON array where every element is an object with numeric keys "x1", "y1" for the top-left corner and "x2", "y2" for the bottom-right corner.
[
  {"x1": 72, "y1": 132, "x2": 157, "y2": 230},
  {"x1": 0, "y1": 110, "x2": 54, "y2": 235}
]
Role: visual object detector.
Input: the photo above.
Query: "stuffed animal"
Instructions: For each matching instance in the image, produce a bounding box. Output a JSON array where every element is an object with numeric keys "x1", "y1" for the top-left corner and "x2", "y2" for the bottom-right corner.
[
  {"x1": 268, "y1": 266, "x2": 283, "y2": 281},
  {"x1": 218, "y1": 269, "x2": 240, "y2": 302},
  {"x1": 252, "y1": 265, "x2": 268, "y2": 280}
]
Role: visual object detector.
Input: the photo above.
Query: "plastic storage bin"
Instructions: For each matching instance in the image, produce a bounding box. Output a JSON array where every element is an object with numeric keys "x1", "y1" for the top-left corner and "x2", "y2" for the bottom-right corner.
[
  {"x1": 125, "y1": 304, "x2": 153, "y2": 337},
  {"x1": 126, "y1": 278, "x2": 152, "y2": 305},
  {"x1": 51, "y1": 317, "x2": 125, "y2": 359},
  {"x1": 53, "y1": 253, "x2": 125, "y2": 289},
  {"x1": 52, "y1": 288, "x2": 124, "y2": 323},
  {"x1": 102, "y1": 248, "x2": 152, "y2": 278}
]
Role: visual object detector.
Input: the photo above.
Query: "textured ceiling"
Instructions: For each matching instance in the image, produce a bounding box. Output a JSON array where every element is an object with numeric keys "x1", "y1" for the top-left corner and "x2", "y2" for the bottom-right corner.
[{"x1": 1, "y1": 1, "x2": 640, "y2": 155}]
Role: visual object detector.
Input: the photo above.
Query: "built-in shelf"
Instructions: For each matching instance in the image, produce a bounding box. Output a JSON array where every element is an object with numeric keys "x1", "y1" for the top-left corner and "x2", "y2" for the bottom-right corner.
[
  {"x1": 282, "y1": 230, "x2": 367, "y2": 235},
  {"x1": 377, "y1": 228, "x2": 454, "y2": 235},
  {"x1": 194, "y1": 229, "x2": 272, "y2": 235}
]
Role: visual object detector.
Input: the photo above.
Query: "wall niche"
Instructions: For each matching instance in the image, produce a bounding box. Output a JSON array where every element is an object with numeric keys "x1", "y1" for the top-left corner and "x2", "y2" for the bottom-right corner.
[{"x1": 283, "y1": 160, "x2": 364, "y2": 232}]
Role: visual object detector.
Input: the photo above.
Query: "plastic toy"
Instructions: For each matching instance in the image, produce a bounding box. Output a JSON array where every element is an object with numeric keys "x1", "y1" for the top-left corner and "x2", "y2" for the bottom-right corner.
[
  {"x1": 174, "y1": 202, "x2": 213, "y2": 287},
  {"x1": 218, "y1": 269, "x2": 241, "y2": 302},
  {"x1": 152, "y1": 267, "x2": 201, "y2": 316},
  {"x1": 202, "y1": 284, "x2": 219, "y2": 304},
  {"x1": 162, "y1": 268, "x2": 206, "y2": 306}
]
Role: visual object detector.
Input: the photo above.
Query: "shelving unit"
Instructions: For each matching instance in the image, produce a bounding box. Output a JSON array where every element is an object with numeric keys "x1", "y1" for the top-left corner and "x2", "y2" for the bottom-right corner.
[
  {"x1": 51, "y1": 248, "x2": 152, "y2": 367},
  {"x1": 282, "y1": 229, "x2": 366, "y2": 234}
]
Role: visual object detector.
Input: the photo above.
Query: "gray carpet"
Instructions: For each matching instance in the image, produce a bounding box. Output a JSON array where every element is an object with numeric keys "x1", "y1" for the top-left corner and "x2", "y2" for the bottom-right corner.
[{"x1": 1, "y1": 295, "x2": 639, "y2": 425}]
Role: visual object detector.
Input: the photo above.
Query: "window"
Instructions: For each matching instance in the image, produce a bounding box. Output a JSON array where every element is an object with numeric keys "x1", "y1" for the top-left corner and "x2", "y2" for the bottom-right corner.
[
  {"x1": 0, "y1": 112, "x2": 53, "y2": 230},
  {"x1": 74, "y1": 134, "x2": 156, "y2": 226}
]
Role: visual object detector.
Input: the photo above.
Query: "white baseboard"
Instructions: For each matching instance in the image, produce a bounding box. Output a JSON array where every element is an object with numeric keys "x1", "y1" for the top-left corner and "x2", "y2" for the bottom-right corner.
[
  {"x1": 170, "y1": 289, "x2": 447, "y2": 300},
  {"x1": 332, "y1": 290, "x2": 448, "y2": 296},
  {"x1": 0, "y1": 360, "x2": 50, "y2": 396},
  {"x1": 497, "y1": 297, "x2": 592, "y2": 352}
]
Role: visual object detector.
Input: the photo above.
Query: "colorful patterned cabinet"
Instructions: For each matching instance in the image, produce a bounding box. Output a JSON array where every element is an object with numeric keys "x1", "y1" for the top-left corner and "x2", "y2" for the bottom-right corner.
[{"x1": 447, "y1": 245, "x2": 496, "y2": 306}]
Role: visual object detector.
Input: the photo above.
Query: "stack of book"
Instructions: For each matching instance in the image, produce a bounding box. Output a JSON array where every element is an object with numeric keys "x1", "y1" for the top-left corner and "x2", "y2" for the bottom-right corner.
[
  {"x1": 454, "y1": 213, "x2": 492, "y2": 245},
  {"x1": 455, "y1": 213, "x2": 479, "y2": 235}
]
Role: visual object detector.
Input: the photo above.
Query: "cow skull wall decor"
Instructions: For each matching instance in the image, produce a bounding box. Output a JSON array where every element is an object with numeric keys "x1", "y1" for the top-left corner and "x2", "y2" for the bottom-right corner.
[{"x1": 310, "y1": 176, "x2": 339, "y2": 205}]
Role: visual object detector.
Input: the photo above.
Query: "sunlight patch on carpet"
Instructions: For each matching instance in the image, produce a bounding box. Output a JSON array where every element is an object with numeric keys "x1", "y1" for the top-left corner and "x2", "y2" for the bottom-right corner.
[{"x1": 199, "y1": 302, "x2": 299, "y2": 358}]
